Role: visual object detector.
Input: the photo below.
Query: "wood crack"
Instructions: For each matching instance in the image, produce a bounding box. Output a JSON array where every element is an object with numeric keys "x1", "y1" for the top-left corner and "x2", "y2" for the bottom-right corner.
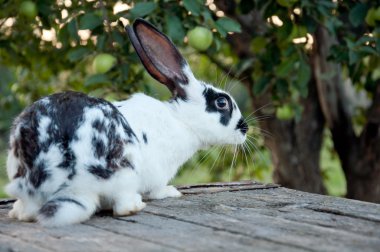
[{"x1": 305, "y1": 206, "x2": 380, "y2": 223}]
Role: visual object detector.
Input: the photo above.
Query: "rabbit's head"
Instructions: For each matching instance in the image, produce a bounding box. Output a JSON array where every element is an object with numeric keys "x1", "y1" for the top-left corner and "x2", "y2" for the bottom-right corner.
[{"x1": 127, "y1": 19, "x2": 248, "y2": 147}]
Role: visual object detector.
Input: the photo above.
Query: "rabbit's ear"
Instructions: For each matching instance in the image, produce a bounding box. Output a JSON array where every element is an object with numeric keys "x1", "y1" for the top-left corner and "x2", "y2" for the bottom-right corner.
[{"x1": 127, "y1": 19, "x2": 188, "y2": 98}]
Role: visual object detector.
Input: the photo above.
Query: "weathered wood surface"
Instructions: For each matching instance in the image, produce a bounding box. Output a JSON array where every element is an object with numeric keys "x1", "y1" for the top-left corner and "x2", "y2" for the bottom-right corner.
[{"x1": 1, "y1": 181, "x2": 380, "y2": 252}]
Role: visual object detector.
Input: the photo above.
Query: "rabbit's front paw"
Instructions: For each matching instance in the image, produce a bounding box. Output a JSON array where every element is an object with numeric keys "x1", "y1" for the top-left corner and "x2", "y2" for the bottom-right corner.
[
  {"x1": 148, "y1": 185, "x2": 182, "y2": 200},
  {"x1": 9, "y1": 199, "x2": 38, "y2": 222},
  {"x1": 113, "y1": 193, "x2": 146, "y2": 216}
]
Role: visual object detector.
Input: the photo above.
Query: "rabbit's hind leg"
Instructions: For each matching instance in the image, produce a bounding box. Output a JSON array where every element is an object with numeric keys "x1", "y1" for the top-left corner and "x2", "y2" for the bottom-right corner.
[{"x1": 37, "y1": 193, "x2": 98, "y2": 227}]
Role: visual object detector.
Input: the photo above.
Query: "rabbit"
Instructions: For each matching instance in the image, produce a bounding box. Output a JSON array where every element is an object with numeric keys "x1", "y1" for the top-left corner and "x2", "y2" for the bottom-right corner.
[{"x1": 5, "y1": 18, "x2": 249, "y2": 226}]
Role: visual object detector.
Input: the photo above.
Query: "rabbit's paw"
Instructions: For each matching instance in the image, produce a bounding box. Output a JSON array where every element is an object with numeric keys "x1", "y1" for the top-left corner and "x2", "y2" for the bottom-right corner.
[
  {"x1": 148, "y1": 185, "x2": 182, "y2": 200},
  {"x1": 9, "y1": 199, "x2": 38, "y2": 222},
  {"x1": 8, "y1": 200, "x2": 22, "y2": 219},
  {"x1": 113, "y1": 193, "x2": 146, "y2": 216}
]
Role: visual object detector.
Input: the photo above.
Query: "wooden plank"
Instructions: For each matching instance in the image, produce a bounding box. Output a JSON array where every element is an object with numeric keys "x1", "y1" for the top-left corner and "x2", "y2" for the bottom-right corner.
[
  {"x1": 87, "y1": 212, "x2": 309, "y2": 252},
  {"x1": 0, "y1": 181, "x2": 379, "y2": 252},
  {"x1": 0, "y1": 233, "x2": 51, "y2": 252},
  {"x1": 145, "y1": 198, "x2": 380, "y2": 252}
]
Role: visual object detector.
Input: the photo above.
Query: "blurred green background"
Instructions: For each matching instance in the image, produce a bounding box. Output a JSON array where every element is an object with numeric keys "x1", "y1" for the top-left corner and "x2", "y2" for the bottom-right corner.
[{"x1": 1, "y1": 0, "x2": 379, "y2": 202}]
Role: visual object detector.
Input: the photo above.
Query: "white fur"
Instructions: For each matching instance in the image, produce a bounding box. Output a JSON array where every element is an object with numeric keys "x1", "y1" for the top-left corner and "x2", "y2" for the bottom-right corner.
[{"x1": 6, "y1": 51, "x2": 246, "y2": 227}]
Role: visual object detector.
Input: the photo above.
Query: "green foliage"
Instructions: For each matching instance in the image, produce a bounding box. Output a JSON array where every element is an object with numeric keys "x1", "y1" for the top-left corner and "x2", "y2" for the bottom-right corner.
[
  {"x1": 0, "y1": 0, "x2": 378, "y2": 196},
  {"x1": 239, "y1": 0, "x2": 380, "y2": 119}
]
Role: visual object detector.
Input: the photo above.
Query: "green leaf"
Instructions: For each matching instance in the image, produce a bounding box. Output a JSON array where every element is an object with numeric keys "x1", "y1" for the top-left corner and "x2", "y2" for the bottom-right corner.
[
  {"x1": 165, "y1": 14, "x2": 185, "y2": 44},
  {"x1": 349, "y1": 3, "x2": 368, "y2": 27},
  {"x1": 68, "y1": 19, "x2": 80, "y2": 41},
  {"x1": 253, "y1": 76, "x2": 270, "y2": 95},
  {"x1": 215, "y1": 23, "x2": 227, "y2": 37},
  {"x1": 58, "y1": 24, "x2": 69, "y2": 47},
  {"x1": 79, "y1": 13, "x2": 103, "y2": 30},
  {"x1": 130, "y1": 2, "x2": 157, "y2": 18},
  {"x1": 183, "y1": 0, "x2": 201, "y2": 16},
  {"x1": 112, "y1": 30, "x2": 125, "y2": 46},
  {"x1": 66, "y1": 47, "x2": 91, "y2": 62},
  {"x1": 275, "y1": 60, "x2": 294, "y2": 78},
  {"x1": 84, "y1": 74, "x2": 110, "y2": 86},
  {"x1": 216, "y1": 17, "x2": 241, "y2": 33},
  {"x1": 96, "y1": 34, "x2": 106, "y2": 50}
]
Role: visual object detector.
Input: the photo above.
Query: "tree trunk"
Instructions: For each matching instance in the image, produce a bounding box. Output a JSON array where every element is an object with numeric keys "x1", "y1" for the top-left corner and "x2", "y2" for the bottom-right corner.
[
  {"x1": 251, "y1": 79, "x2": 326, "y2": 194},
  {"x1": 313, "y1": 26, "x2": 380, "y2": 203},
  {"x1": 214, "y1": 0, "x2": 327, "y2": 194}
]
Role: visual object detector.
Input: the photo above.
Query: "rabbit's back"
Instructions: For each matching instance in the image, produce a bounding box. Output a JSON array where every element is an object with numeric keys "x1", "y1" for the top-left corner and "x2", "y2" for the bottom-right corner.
[{"x1": 7, "y1": 91, "x2": 137, "y2": 198}]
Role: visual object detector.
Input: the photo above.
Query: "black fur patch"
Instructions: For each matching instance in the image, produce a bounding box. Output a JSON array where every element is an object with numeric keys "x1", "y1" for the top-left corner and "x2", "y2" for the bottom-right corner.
[
  {"x1": 10, "y1": 91, "x2": 137, "y2": 188},
  {"x1": 203, "y1": 88, "x2": 233, "y2": 126},
  {"x1": 29, "y1": 161, "x2": 50, "y2": 188},
  {"x1": 39, "y1": 201, "x2": 59, "y2": 218},
  {"x1": 92, "y1": 119, "x2": 107, "y2": 133},
  {"x1": 142, "y1": 132, "x2": 148, "y2": 144},
  {"x1": 236, "y1": 118, "x2": 248, "y2": 134},
  {"x1": 92, "y1": 136, "x2": 106, "y2": 158},
  {"x1": 39, "y1": 197, "x2": 85, "y2": 218},
  {"x1": 88, "y1": 164, "x2": 113, "y2": 179},
  {"x1": 13, "y1": 164, "x2": 26, "y2": 179}
]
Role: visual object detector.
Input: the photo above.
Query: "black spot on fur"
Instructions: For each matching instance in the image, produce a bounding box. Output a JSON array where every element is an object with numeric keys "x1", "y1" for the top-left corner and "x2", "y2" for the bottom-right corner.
[
  {"x1": 106, "y1": 137, "x2": 124, "y2": 171},
  {"x1": 142, "y1": 132, "x2": 148, "y2": 144},
  {"x1": 13, "y1": 164, "x2": 26, "y2": 179},
  {"x1": 88, "y1": 164, "x2": 113, "y2": 179},
  {"x1": 236, "y1": 118, "x2": 248, "y2": 134},
  {"x1": 58, "y1": 140, "x2": 76, "y2": 180},
  {"x1": 92, "y1": 136, "x2": 106, "y2": 158},
  {"x1": 39, "y1": 197, "x2": 86, "y2": 218},
  {"x1": 92, "y1": 119, "x2": 107, "y2": 133},
  {"x1": 39, "y1": 201, "x2": 59, "y2": 218},
  {"x1": 13, "y1": 140, "x2": 21, "y2": 158},
  {"x1": 29, "y1": 161, "x2": 50, "y2": 188},
  {"x1": 203, "y1": 88, "x2": 233, "y2": 126},
  {"x1": 27, "y1": 189, "x2": 35, "y2": 196}
]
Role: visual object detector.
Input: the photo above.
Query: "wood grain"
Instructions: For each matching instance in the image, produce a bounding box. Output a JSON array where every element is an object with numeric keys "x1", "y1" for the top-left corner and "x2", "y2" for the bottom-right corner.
[{"x1": 1, "y1": 181, "x2": 379, "y2": 252}]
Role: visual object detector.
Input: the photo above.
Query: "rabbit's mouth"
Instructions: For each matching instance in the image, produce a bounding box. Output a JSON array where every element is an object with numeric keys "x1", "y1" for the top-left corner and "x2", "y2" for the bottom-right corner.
[{"x1": 236, "y1": 118, "x2": 248, "y2": 135}]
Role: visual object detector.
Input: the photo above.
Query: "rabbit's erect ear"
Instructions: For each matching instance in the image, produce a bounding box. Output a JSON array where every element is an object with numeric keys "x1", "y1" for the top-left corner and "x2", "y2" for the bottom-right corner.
[{"x1": 127, "y1": 19, "x2": 188, "y2": 98}]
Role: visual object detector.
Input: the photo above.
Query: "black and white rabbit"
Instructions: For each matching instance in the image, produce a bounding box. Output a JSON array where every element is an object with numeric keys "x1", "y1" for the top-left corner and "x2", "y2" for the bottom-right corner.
[{"x1": 5, "y1": 19, "x2": 248, "y2": 226}]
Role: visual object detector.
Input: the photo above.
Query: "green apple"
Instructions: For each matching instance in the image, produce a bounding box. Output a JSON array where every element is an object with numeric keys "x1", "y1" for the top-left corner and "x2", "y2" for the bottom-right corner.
[
  {"x1": 19, "y1": 1, "x2": 37, "y2": 19},
  {"x1": 92, "y1": 53, "x2": 117, "y2": 74},
  {"x1": 374, "y1": 7, "x2": 380, "y2": 20},
  {"x1": 276, "y1": 104, "x2": 294, "y2": 120},
  {"x1": 187, "y1": 26, "x2": 213, "y2": 51},
  {"x1": 365, "y1": 8, "x2": 377, "y2": 26}
]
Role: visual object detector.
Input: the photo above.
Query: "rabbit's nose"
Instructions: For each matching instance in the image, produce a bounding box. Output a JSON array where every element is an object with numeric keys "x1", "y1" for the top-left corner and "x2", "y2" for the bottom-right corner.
[{"x1": 236, "y1": 118, "x2": 248, "y2": 135}]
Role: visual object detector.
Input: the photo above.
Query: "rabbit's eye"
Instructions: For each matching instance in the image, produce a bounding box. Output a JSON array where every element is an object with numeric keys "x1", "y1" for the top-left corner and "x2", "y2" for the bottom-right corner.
[{"x1": 215, "y1": 97, "x2": 229, "y2": 110}]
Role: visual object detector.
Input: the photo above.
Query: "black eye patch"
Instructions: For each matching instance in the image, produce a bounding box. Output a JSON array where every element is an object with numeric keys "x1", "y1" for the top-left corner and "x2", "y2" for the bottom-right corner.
[{"x1": 203, "y1": 88, "x2": 233, "y2": 126}]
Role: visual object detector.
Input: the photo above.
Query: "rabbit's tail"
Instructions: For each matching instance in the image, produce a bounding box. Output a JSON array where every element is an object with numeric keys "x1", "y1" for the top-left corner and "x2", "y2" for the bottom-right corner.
[{"x1": 37, "y1": 194, "x2": 98, "y2": 227}]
